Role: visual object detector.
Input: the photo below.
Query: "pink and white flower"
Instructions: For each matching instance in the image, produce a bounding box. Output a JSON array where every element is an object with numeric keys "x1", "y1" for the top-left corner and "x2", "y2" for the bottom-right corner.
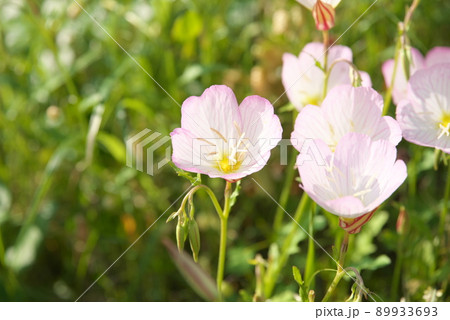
[
  {"x1": 171, "y1": 85, "x2": 282, "y2": 180},
  {"x1": 298, "y1": 133, "x2": 407, "y2": 218},
  {"x1": 396, "y1": 63, "x2": 450, "y2": 154},
  {"x1": 282, "y1": 42, "x2": 371, "y2": 110},
  {"x1": 296, "y1": 0, "x2": 341, "y2": 10},
  {"x1": 291, "y1": 85, "x2": 402, "y2": 153},
  {"x1": 382, "y1": 46, "x2": 450, "y2": 105}
]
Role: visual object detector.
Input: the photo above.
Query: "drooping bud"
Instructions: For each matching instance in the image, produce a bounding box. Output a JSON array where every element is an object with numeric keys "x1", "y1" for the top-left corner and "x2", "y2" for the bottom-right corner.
[
  {"x1": 176, "y1": 219, "x2": 188, "y2": 252},
  {"x1": 312, "y1": 0, "x2": 335, "y2": 31},
  {"x1": 339, "y1": 208, "x2": 377, "y2": 234},
  {"x1": 188, "y1": 219, "x2": 201, "y2": 262}
]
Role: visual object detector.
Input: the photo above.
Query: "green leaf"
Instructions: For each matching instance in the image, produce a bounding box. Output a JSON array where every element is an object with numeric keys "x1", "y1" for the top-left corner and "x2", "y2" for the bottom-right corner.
[
  {"x1": 163, "y1": 238, "x2": 218, "y2": 301},
  {"x1": 292, "y1": 266, "x2": 303, "y2": 285}
]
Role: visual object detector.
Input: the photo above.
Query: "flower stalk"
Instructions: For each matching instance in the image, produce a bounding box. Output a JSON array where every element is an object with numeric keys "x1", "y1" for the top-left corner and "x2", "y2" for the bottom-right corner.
[
  {"x1": 217, "y1": 181, "x2": 233, "y2": 301},
  {"x1": 322, "y1": 231, "x2": 349, "y2": 301}
]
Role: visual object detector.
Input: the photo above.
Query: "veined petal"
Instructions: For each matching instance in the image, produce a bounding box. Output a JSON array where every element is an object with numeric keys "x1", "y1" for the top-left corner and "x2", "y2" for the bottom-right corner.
[
  {"x1": 281, "y1": 52, "x2": 308, "y2": 110},
  {"x1": 327, "y1": 45, "x2": 354, "y2": 91},
  {"x1": 181, "y1": 85, "x2": 242, "y2": 141},
  {"x1": 239, "y1": 95, "x2": 282, "y2": 169},
  {"x1": 397, "y1": 64, "x2": 450, "y2": 153},
  {"x1": 291, "y1": 105, "x2": 334, "y2": 151}
]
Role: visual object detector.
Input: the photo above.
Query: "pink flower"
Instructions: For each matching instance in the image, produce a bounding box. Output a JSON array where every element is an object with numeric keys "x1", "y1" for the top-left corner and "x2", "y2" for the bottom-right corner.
[
  {"x1": 296, "y1": 0, "x2": 341, "y2": 11},
  {"x1": 291, "y1": 85, "x2": 402, "y2": 153},
  {"x1": 282, "y1": 42, "x2": 372, "y2": 110},
  {"x1": 382, "y1": 46, "x2": 450, "y2": 105},
  {"x1": 298, "y1": 133, "x2": 407, "y2": 218},
  {"x1": 396, "y1": 63, "x2": 450, "y2": 154},
  {"x1": 171, "y1": 85, "x2": 282, "y2": 180}
]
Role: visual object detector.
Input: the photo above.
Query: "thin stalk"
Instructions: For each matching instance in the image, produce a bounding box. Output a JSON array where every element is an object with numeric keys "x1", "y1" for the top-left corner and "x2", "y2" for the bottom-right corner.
[
  {"x1": 216, "y1": 181, "x2": 232, "y2": 301},
  {"x1": 391, "y1": 232, "x2": 405, "y2": 300},
  {"x1": 439, "y1": 164, "x2": 450, "y2": 238},
  {"x1": 383, "y1": 0, "x2": 421, "y2": 115},
  {"x1": 383, "y1": 33, "x2": 401, "y2": 116},
  {"x1": 264, "y1": 192, "x2": 310, "y2": 298},
  {"x1": 322, "y1": 232, "x2": 349, "y2": 301},
  {"x1": 273, "y1": 149, "x2": 297, "y2": 233},
  {"x1": 304, "y1": 202, "x2": 316, "y2": 283}
]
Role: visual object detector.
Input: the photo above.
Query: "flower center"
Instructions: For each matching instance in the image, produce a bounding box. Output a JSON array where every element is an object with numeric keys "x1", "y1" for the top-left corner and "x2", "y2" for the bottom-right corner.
[
  {"x1": 302, "y1": 94, "x2": 321, "y2": 107},
  {"x1": 438, "y1": 113, "x2": 450, "y2": 139},
  {"x1": 208, "y1": 123, "x2": 248, "y2": 174},
  {"x1": 216, "y1": 153, "x2": 243, "y2": 174}
]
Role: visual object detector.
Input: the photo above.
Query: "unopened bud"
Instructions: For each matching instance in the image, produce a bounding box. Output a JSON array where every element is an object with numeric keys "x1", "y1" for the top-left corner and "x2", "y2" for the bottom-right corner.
[
  {"x1": 312, "y1": 0, "x2": 335, "y2": 31},
  {"x1": 176, "y1": 219, "x2": 188, "y2": 252},
  {"x1": 188, "y1": 219, "x2": 201, "y2": 262}
]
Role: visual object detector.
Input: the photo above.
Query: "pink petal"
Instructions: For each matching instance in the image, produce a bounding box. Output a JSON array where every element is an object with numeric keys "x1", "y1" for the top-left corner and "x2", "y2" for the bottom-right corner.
[
  {"x1": 181, "y1": 85, "x2": 241, "y2": 141},
  {"x1": 291, "y1": 105, "x2": 332, "y2": 152},
  {"x1": 425, "y1": 46, "x2": 450, "y2": 67}
]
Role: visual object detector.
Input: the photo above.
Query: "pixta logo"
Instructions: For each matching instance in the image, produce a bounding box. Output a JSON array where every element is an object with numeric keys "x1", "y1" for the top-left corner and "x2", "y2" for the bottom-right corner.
[{"x1": 126, "y1": 129, "x2": 171, "y2": 176}]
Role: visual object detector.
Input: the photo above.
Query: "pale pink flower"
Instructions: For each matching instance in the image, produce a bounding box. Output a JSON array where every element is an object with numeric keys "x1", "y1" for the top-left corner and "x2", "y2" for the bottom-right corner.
[
  {"x1": 171, "y1": 85, "x2": 282, "y2": 180},
  {"x1": 396, "y1": 63, "x2": 450, "y2": 154},
  {"x1": 298, "y1": 133, "x2": 407, "y2": 218},
  {"x1": 291, "y1": 85, "x2": 402, "y2": 153},
  {"x1": 296, "y1": 0, "x2": 341, "y2": 10},
  {"x1": 282, "y1": 42, "x2": 372, "y2": 110},
  {"x1": 382, "y1": 46, "x2": 450, "y2": 105}
]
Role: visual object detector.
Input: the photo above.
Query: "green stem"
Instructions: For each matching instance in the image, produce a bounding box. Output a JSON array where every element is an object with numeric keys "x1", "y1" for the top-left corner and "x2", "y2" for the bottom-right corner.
[
  {"x1": 264, "y1": 192, "x2": 310, "y2": 297},
  {"x1": 383, "y1": 32, "x2": 402, "y2": 116},
  {"x1": 180, "y1": 184, "x2": 223, "y2": 218},
  {"x1": 273, "y1": 150, "x2": 297, "y2": 233},
  {"x1": 408, "y1": 146, "x2": 420, "y2": 197},
  {"x1": 391, "y1": 232, "x2": 405, "y2": 300},
  {"x1": 322, "y1": 232, "x2": 349, "y2": 301},
  {"x1": 217, "y1": 181, "x2": 232, "y2": 301},
  {"x1": 304, "y1": 202, "x2": 316, "y2": 283},
  {"x1": 439, "y1": 163, "x2": 450, "y2": 238}
]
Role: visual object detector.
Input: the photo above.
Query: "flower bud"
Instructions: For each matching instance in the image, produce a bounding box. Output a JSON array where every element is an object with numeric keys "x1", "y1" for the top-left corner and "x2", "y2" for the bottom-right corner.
[
  {"x1": 339, "y1": 208, "x2": 377, "y2": 234},
  {"x1": 312, "y1": 0, "x2": 335, "y2": 31},
  {"x1": 176, "y1": 219, "x2": 188, "y2": 252},
  {"x1": 188, "y1": 219, "x2": 201, "y2": 262}
]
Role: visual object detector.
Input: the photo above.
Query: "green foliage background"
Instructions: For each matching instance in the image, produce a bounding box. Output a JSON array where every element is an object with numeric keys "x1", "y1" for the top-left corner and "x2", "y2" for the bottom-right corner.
[{"x1": 0, "y1": 0, "x2": 449, "y2": 301}]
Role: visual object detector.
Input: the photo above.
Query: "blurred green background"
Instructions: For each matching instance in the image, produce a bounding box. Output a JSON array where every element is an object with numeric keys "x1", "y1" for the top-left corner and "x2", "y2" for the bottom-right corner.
[{"x1": 0, "y1": 0, "x2": 449, "y2": 301}]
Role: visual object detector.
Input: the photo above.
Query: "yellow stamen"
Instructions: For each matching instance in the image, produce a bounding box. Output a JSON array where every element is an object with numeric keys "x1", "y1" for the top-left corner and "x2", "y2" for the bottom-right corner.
[
  {"x1": 216, "y1": 154, "x2": 242, "y2": 174},
  {"x1": 438, "y1": 113, "x2": 450, "y2": 139}
]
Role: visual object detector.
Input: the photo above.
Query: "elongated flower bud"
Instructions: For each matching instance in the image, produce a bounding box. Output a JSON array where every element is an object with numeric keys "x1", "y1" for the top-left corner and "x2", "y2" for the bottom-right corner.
[
  {"x1": 312, "y1": 0, "x2": 335, "y2": 31},
  {"x1": 188, "y1": 219, "x2": 201, "y2": 262}
]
